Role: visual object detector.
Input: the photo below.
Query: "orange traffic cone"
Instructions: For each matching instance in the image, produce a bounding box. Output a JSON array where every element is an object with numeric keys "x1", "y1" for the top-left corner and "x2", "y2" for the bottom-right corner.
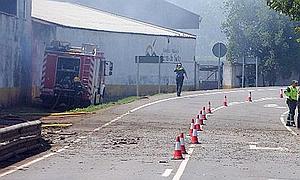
[
  {"x1": 224, "y1": 96, "x2": 228, "y2": 106},
  {"x1": 189, "y1": 119, "x2": 195, "y2": 136},
  {"x1": 207, "y1": 101, "x2": 212, "y2": 114},
  {"x1": 202, "y1": 107, "x2": 207, "y2": 120},
  {"x1": 180, "y1": 133, "x2": 187, "y2": 154},
  {"x1": 198, "y1": 115, "x2": 204, "y2": 131},
  {"x1": 199, "y1": 112, "x2": 205, "y2": 126},
  {"x1": 248, "y1": 92, "x2": 252, "y2": 102},
  {"x1": 195, "y1": 116, "x2": 201, "y2": 131},
  {"x1": 191, "y1": 125, "x2": 199, "y2": 144},
  {"x1": 172, "y1": 136, "x2": 184, "y2": 160},
  {"x1": 280, "y1": 89, "x2": 283, "y2": 98}
]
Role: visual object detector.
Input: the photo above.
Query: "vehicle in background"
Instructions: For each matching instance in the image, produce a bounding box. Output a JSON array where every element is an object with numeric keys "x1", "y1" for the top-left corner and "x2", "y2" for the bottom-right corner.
[{"x1": 40, "y1": 41, "x2": 113, "y2": 108}]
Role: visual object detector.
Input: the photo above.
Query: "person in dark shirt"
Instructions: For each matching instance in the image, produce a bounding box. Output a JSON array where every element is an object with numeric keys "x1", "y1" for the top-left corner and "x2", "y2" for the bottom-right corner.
[{"x1": 174, "y1": 63, "x2": 188, "y2": 97}]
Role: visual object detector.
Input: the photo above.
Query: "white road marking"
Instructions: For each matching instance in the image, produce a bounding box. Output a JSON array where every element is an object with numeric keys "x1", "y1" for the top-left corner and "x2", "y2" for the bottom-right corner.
[
  {"x1": 280, "y1": 111, "x2": 298, "y2": 136},
  {"x1": 56, "y1": 148, "x2": 66, "y2": 153},
  {"x1": 94, "y1": 90, "x2": 248, "y2": 132},
  {"x1": 263, "y1": 103, "x2": 286, "y2": 109},
  {"x1": 78, "y1": 136, "x2": 87, "y2": 139},
  {"x1": 74, "y1": 139, "x2": 81, "y2": 143},
  {"x1": 162, "y1": 169, "x2": 173, "y2": 177},
  {"x1": 249, "y1": 144, "x2": 288, "y2": 151},
  {"x1": 228, "y1": 102, "x2": 245, "y2": 106},
  {"x1": 171, "y1": 103, "x2": 241, "y2": 180},
  {"x1": 275, "y1": 107, "x2": 287, "y2": 109},
  {"x1": 171, "y1": 97, "x2": 284, "y2": 180},
  {"x1": 248, "y1": 142, "x2": 259, "y2": 145},
  {"x1": 264, "y1": 104, "x2": 279, "y2": 108},
  {"x1": 211, "y1": 106, "x2": 225, "y2": 112},
  {"x1": 172, "y1": 145, "x2": 195, "y2": 180},
  {"x1": 0, "y1": 152, "x2": 57, "y2": 178},
  {"x1": 253, "y1": 97, "x2": 278, "y2": 103},
  {"x1": 0, "y1": 146, "x2": 68, "y2": 178},
  {"x1": 93, "y1": 112, "x2": 130, "y2": 132},
  {"x1": 0, "y1": 90, "x2": 235, "y2": 178},
  {"x1": 0, "y1": 89, "x2": 280, "y2": 178}
]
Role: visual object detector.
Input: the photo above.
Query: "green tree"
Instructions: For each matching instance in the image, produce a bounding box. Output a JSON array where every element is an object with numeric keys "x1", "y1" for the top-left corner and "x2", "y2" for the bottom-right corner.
[
  {"x1": 223, "y1": 0, "x2": 300, "y2": 85},
  {"x1": 267, "y1": 0, "x2": 300, "y2": 20},
  {"x1": 267, "y1": 0, "x2": 300, "y2": 41}
]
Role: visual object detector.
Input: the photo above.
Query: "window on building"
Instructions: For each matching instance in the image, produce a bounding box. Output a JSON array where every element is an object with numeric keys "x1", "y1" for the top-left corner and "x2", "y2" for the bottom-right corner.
[{"x1": 0, "y1": 0, "x2": 17, "y2": 16}]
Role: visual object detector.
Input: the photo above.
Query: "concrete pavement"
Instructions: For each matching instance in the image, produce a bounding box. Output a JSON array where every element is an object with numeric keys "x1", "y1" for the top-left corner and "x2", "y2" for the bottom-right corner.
[{"x1": 1, "y1": 87, "x2": 299, "y2": 180}]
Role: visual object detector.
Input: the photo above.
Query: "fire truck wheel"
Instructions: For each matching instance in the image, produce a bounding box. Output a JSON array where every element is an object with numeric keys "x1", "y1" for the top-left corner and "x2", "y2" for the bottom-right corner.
[
  {"x1": 42, "y1": 97, "x2": 56, "y2": 108},
  {"x1": 81, "y1": 101, "x2": 91, "y2": 108}
]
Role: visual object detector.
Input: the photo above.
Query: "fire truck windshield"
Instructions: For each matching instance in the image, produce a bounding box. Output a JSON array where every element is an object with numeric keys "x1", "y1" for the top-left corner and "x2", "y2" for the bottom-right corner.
[{"x1": 56, "y1": 57, "x2": 80, "y2": 89}]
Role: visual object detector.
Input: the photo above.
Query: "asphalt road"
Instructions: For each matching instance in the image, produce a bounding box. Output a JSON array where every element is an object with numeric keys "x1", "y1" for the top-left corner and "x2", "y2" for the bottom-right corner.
[{"x1": 1, "y1": 87, "x2": 300, "y2": 180}]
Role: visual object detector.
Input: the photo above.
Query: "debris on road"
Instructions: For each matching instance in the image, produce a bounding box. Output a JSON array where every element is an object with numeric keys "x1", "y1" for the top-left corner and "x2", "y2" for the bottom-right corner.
[{"x1": 42, "y1": 123, "x2": 73, "y2": 128}]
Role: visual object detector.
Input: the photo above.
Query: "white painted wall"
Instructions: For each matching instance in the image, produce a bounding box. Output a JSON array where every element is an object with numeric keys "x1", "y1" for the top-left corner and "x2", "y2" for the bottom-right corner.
[
  {"x1": 55, "y1": 27, "x2": 196, "y2": 86},
  {"x1": 32, "y1": 22, "x2": 196, "y2": 91}
]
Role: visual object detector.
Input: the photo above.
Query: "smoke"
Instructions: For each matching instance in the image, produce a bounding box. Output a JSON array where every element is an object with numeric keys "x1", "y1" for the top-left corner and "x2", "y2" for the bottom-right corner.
[
  {"x1": 56, "y1": 0, "x2": 199, "y2": 29},
  {"x1": 166, "y1": 0, "x2": 227, "y2": 62},
  {"x1": 56, "y1": 0, "x2": 227, "y2": 61}
]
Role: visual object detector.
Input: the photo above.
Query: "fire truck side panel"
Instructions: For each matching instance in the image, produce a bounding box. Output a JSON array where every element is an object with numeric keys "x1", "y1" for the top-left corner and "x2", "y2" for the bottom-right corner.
[
  {"x1": 79, "y1": 56, "x2": 94, "y2": 102},
  {"x1": 43, "y1": 54, "x2": 58, "y2": 89},
  {"x1": 91, "y1": 58, "x2": 99, "y2": 104},
  {"x1": 93, "y1": 58, "x2": 105, "y2": 104}
]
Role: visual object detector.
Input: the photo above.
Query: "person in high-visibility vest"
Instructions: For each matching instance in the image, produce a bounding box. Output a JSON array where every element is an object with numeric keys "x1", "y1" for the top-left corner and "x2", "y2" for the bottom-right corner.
[
  {"x1": 284, "y1": 80, "x2": 299, "y2": 127},
  {"x1": 297, "y1": 92, "x2": 300, "y2": 129}
]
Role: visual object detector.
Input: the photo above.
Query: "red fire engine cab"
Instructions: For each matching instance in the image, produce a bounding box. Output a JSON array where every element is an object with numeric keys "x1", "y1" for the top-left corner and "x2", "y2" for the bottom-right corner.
[{"x1": 40, "y1": 41, "x2": 113, "y2": 108}]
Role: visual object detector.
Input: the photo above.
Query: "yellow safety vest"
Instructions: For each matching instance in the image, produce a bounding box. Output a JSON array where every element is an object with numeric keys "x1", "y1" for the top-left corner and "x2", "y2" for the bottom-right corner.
[{"x1": 284, "y1": 86, "x2": 298, "y2": 101}]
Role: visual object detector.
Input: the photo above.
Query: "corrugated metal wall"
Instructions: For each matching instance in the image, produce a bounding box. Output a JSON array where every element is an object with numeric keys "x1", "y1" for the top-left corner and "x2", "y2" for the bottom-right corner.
[
  {"x1": 31, "y1": 21, "x2": 56, "y2": 98},
  {"x1": 0, "y1": 0, "x2": 32, "y2": 107}
]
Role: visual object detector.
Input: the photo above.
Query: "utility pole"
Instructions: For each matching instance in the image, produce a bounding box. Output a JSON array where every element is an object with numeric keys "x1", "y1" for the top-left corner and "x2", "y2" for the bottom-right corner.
[
  {"x1": 218, "y1": 44, "x2": 221, "y2": 89},
  {"x1": 136, "y1": 56, "x2": 140, "y2": 97},
  {"x1": 242, "y1": 55, "x2": 245, "y2": 88},
  {"x1": 194, "y1": 56, "x2": 197, "y2": 90},
  {"x1": 255, "y1": 56, "x2": 258, "y2": 87},
  {"x1": 158, "y1": 56, "x2": 161, "y2": 94}
]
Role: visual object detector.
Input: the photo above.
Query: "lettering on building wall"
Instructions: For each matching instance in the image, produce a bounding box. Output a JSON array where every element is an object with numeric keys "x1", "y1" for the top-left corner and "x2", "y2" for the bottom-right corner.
[
  {"x1": 145, "y1": 38, "x2": 182, "y2": 63},
  {"x1": 162, "y1": 48, "x2": 181, "y2": 63}
]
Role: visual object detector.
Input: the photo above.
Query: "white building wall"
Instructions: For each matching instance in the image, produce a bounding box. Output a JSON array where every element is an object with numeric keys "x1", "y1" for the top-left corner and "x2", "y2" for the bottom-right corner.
[
  {"x1": 55, "y1": 27, "x2": 196, "y2": 86},
  {"x1": 32, "y1": 22, "x2": 196, "y2": 98},
  {"x1": 0, "y1": 0, "x2": 32, "y2": 107}
]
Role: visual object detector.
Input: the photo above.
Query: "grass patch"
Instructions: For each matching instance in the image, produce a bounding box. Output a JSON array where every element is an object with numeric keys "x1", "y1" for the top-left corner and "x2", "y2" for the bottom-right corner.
[{"x1": 68, "y1": 96, "x2": 138, "y2": 113}]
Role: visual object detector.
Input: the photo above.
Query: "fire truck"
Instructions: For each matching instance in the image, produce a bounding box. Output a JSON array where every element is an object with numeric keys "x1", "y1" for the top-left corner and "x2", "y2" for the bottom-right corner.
[{"x1": 40, "y1": 41, "x2": 113, "y2": 108}]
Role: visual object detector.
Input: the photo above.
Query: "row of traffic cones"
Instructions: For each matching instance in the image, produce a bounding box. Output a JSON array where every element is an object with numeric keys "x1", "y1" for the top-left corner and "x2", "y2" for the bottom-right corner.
[
  {"x1": 226, "y1": 89, "x2": 285, "y2": 104},
  {"x1": 173, "y1": 133, "x2": 187, "y2": 160},
  {"x1": 173, "y1": 128, "x2": 199, "y2": 160},
  {"x1": 223, "y1": 91, "x2": 254, "y2": 106},
  {"x1": 172, "y1": 102, "x2": 213, "y2": 160},
  {"x1": 172, "y1": 89, "x2": 284, "y2": 160}
]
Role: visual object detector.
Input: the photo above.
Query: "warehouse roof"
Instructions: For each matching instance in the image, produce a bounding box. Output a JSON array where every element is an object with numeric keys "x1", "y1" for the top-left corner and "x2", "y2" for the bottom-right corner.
[{"x1": 32, "y1": 0, "x2": 196, "y2": 38}]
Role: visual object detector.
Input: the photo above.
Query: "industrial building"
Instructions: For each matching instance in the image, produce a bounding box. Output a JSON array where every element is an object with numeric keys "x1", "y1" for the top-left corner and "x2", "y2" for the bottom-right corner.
[
  {"x1": 0, "y1": 0, "x2": 32, "y2": 107},
  {"x1": 31, "y1": 0, "x2": 196, "y2": 100},
  {"x1": 0, "y1": 0, "x2": 197, "y2": 107}
]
